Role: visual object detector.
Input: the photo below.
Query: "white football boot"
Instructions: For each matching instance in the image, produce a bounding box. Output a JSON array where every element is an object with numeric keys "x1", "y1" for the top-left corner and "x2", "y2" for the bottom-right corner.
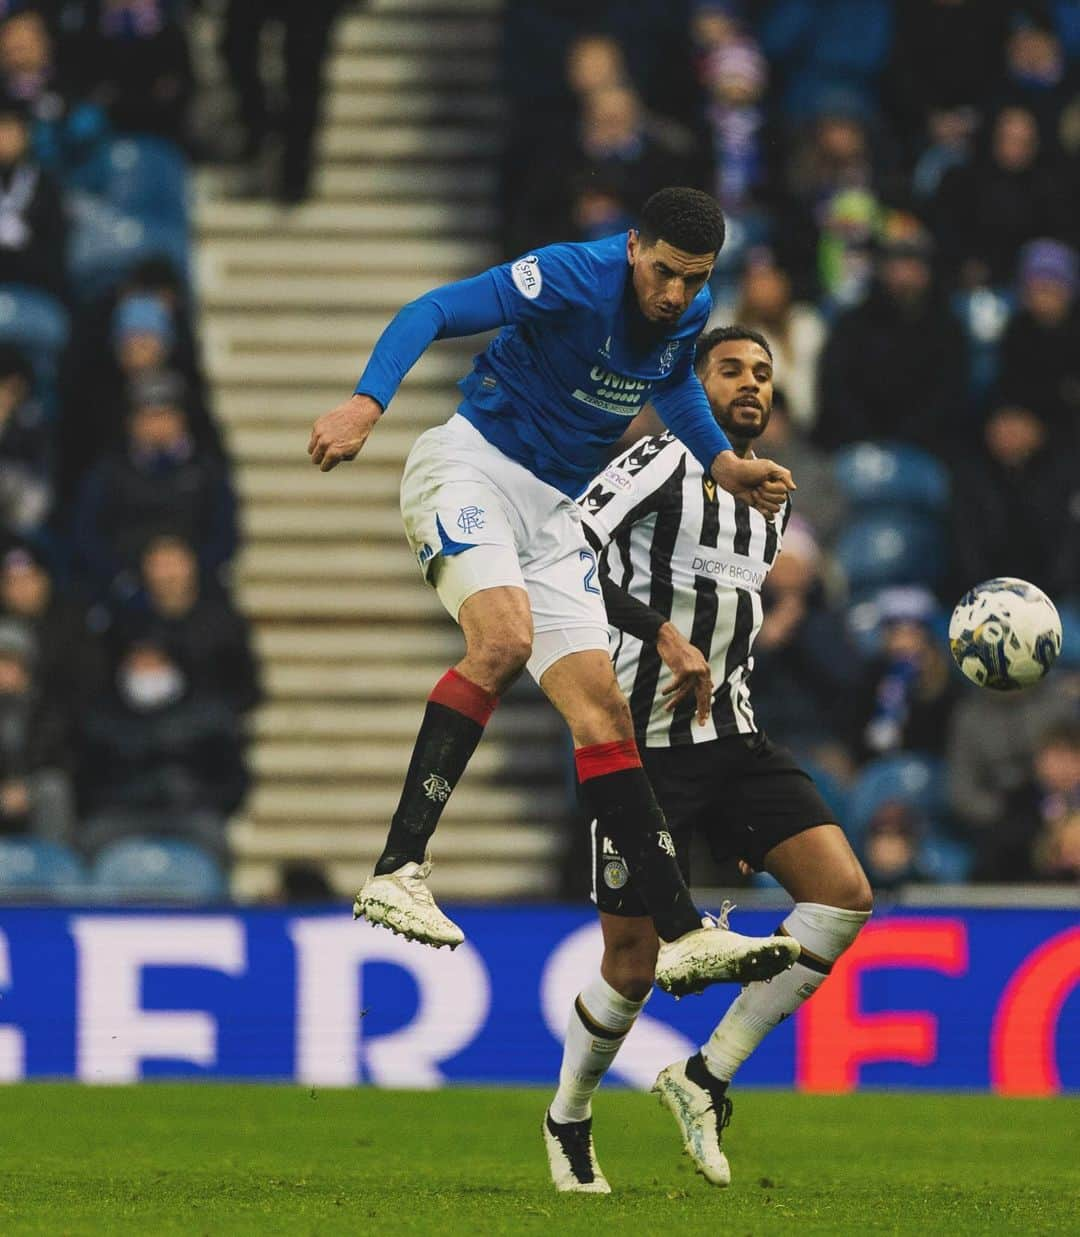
[
  {"x1": 353, "y1": 857, "x2": 464, "y2": 949},
  {"x1": 543, "y1": 1111, "x2": 612, "y2": 1194},
  {"x1": 654, "y1": 903, "x2": 800, "y2": 997},
  {"x1": 653, "y1": 1052, "x2": 733, "y2": 1187}
]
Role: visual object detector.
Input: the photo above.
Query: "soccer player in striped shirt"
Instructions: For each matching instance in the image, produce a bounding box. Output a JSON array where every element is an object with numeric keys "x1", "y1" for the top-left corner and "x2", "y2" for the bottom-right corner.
[
  {"x1": 542, "y1": 327, "x2": 872, "y2": 1193},
  {"x1": 308, "y1": 189, "x2": 799, "y2": 997}
]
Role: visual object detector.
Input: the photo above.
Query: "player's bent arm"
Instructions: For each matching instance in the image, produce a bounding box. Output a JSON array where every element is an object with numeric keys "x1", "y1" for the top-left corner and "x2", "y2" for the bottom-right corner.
[{"x1": 597, "y1": 554, "x2": 668, "y2": 643}]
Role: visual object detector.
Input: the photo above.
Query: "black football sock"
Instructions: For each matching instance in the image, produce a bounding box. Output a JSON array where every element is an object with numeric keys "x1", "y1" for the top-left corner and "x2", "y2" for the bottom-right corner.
[
  {"x1": 374, "y1": 669, "x2": 498, "y2": 875},
  {"x1": 575, "y1": 740, "x2": 701, "y2": 941}
]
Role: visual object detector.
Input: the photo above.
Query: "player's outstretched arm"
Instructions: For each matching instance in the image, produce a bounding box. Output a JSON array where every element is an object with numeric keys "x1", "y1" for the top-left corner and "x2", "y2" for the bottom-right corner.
[
  {"x1": 308, "y1": 393, "x2": 383, "y2": 472},
  {"x1": 711, "y1": 451, "x2": 795, "y2": 517}
]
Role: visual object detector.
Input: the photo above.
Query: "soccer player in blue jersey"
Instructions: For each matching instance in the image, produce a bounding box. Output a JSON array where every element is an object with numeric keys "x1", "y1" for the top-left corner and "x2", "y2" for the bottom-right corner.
[{"x1": 308, "y1": 188, "x2": 799, "y2": 996}]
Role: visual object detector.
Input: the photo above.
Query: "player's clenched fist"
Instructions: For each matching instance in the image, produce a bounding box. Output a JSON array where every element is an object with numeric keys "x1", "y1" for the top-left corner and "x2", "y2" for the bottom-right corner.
[
  {"x1": 308, "y1": 393, "x2": 382, "y2": 471},
  {"x1": 711, "y1": 451, "x2": 795, "y2": 516}
]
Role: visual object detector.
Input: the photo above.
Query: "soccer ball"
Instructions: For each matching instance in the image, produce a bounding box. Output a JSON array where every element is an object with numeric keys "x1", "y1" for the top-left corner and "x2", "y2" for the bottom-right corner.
[{"x1": 948, "y1": 577, "x2": 1062, "y2": 690}]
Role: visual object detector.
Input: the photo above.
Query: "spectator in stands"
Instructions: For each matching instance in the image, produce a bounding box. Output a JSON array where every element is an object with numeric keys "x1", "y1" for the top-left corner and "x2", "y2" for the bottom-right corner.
[
  {"x1": 565, "y1": 31, "x2": 627, "y2": 98},
  {"x1": 814, "y1": 214, "x2": 967, "y2": 452},
  {"x1": 0, "y1": 343, "x2": 51, "y2": 536},
  {"x1": 0, "y1": 617, "x2": 76, "y2": 845},
  {"x1": 59, "y1": 262, "x2": 220, "y2": 500},
  {"x1": 0, "y1": 540, "x2": 104, "y2": 728},
  {"x1": 755, "y1": 389, "x2": 846, "y2": 546},
  {"x1": 221, "y1": 0, "x2": 345, "y2": 203},
  {"x1": 0, "y1": 91, "x2": 65, "y2": 297},
  {"x1": 69, "y1": 0, "x2": 193, "y2": 145},
  {"x1": 72, "y1": 371, "x2": 238, "y2": 602},
  {"x1": 997, "y1": 238, "x2": 1080, "y2": 447},
  {"x1": 757, "y1": 0, "x2": 894, "y2": 119},
  {"x1": 124, "y1": 532, "x2": 261, "y2": 718},
  {"x1": 947, "y1": 670, "x2": 1079, "y2": 837},
  {"x1": 975, "y1": 719, "x2": 1080, "y2": 881},
  {"x1": 933, "y1": 104, "x2": 1071, "y2": 288},
  {"x1": 720, "y1": 247, "x2": 826, "y2": 431},
  {"x1": 700, "y1": 35, "x2": 770, "y2": 218},
  {"x1": 750, "y1": 515, "x2": 856, "y2": 772},
  {"x1": 859, "y1": 800, "x2": 930, "y2": 891},
  {"x1": 77, "y1": 636, "x2": 248, "y2": 862},
  {"x1": 1001, "y1": 20, "x2": 1073, "y2": 146},
  {"x1": 950, "y1": 402, "x2": 1079, "y2": 600},
  {"x1": 512, "y1": 81, "x2": 703, "y2": 249},
  {"x1": 0, "y1": 7, "x2": 107, "y2": 177},
  {"x1": 853, "y1": 586, "x2": 958, "y2": 763}
]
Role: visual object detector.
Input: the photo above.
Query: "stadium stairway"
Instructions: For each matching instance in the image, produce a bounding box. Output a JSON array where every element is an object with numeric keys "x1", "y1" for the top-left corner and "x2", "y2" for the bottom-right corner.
[{"x1": 193, "y1": 0, "x2": 569, "y2": 902}]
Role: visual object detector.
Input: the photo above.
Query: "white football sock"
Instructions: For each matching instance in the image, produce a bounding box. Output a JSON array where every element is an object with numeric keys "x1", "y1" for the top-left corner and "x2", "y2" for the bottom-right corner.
[
  {"x1": 549, "y1": 973, "x2": 648, "y2": 1124},
  {"x1": 702, "y1": 902, "x2": 870, "y2": 1084}
]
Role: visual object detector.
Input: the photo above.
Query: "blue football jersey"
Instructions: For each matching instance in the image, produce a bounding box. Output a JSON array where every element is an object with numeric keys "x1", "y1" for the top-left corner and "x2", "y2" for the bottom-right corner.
[
  {"x1": 354, "y1": 231, "x2": 730, "y2": 496},
  {"x1": 460, "y1": 235, "x2": 712, "y2": 494}
]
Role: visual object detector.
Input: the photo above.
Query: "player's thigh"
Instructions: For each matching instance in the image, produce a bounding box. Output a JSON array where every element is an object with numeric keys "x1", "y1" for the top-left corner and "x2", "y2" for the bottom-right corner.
[
  {"x1": 539, "y1": 649, "x2": 633, "y2": 746},
  {"x1": 763, "y1": 825, "x2": 873, "y2": 911}
]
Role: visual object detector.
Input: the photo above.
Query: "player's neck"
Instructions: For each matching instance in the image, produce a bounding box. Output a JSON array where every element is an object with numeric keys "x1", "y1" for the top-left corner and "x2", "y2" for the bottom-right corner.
[{"x1": 728, "y1": 438, "x2": 754, "y2": 459}]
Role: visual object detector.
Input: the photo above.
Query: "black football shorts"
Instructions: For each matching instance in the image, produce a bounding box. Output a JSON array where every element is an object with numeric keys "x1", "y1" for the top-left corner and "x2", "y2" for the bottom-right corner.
[{"x1": 591, "y1": 732, "x2": 836, "y2": 917}]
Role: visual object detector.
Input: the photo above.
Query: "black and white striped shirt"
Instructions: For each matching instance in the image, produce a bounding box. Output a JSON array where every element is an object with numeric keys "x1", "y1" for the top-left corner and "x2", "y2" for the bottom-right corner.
[{"x1": 579, "y1": 431, "x2": 791, "y2": 747}]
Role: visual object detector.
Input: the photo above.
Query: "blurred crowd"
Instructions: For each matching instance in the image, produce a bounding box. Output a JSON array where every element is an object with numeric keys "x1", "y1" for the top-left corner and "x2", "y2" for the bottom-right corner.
[
  {"x1": 0, "y1": 1, "x2": 260, "y2": 896},
  {"x1": 505, "y1": 1, "x2": 1080, "y2": 888}
]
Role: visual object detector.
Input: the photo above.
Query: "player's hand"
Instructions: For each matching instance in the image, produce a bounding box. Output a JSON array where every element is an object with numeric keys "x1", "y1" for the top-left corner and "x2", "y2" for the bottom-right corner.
[
  {"x1": 308, "y1": 394, "x2": 382, "y2": 471},
  {"x1": 656, "y1": 622, "x2": 713, "y2": 725},
  {"x1": 712, "y1": 451, "x2": 795, "y2": 516}
]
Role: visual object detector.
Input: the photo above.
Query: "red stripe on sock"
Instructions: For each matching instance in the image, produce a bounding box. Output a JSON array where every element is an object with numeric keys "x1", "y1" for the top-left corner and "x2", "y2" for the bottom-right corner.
[
  {"x1": 574, "y1": 739, "x2": 642, "y2": 782},
  {"x1": 428, "y1": 668, "x2": 499, "y2": 727}
]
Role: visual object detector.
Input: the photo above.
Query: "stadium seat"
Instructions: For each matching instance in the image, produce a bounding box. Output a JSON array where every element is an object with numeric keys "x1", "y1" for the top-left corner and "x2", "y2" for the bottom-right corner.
[
  {"x1": 0, "y1": 285, "x2": 70, "y2": 398},
  {"x1": 920, "y1": 833, "x2": 975, "y2": 884},
  {"x1": 67, "y1": 137, "x2": 189, "y2": 230},
  {"x1": 1055, "y1": 600, "x2": 1080, "y2": 670},
  {"x1": 833, "y1": 442, "x2": 950, "y2": 515},
  {"x1": 90, "y1": 839, "x2": 226, "y2": 904},
  {"x1": 68, "y1": 195, "x2": 190, "y2": 302},
  {"x1": 835, "y1": 512, "x2": 947, "y2": 595},
  {"x1": 846, "y1": 754, "x2": 947, "y2": 845},
  {"x1": 0, "y1": 838, "x2": 85, "y2": 900}
]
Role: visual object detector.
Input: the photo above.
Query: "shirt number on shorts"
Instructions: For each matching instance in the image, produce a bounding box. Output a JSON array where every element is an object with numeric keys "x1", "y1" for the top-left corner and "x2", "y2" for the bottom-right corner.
[{"x1": 579, "y1": 548, "x2": 601, "y2": 595}]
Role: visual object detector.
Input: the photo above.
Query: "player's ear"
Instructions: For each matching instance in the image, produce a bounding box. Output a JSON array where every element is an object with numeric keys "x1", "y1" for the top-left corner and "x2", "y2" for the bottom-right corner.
[{"x1": 627, "y1": 229, "x2": 639, "y2": 266}]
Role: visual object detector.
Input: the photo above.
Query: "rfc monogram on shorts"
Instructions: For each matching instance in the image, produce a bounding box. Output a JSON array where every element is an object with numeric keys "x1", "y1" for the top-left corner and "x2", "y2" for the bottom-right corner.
[{"x1": 456, "y1": 505, "x2": 486, "y2": 535}]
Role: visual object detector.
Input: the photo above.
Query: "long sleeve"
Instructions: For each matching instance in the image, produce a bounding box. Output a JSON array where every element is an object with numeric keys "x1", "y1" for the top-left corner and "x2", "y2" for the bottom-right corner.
[
  {"x1": 354, "y1": 272, "x2": 507, "y2": 410},
  {"x1": 651, "y1": 369, "x2": 732, "y2": 473},
  {"x1": 598, "y1": 553, "x2": 667, "y2": 643}
]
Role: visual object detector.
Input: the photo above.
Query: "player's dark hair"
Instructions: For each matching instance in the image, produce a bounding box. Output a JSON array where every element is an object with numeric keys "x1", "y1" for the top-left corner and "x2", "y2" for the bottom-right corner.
[
  {"x1": 694, "y1": 325, "x2": 773, "y2": 374},
  {"x1": 638, "y1": 187, "x2": 726, "y2": 255}
]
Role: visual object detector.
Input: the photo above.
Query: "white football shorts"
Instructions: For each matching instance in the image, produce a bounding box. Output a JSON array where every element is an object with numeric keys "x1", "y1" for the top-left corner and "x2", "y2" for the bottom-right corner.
[{"x1": 399, "y1": 414, "x2": 609, "y2": 681}]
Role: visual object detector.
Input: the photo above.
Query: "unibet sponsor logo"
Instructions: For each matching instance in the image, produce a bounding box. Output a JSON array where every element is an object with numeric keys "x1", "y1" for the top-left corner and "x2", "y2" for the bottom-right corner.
[
  {"x1": 511, "y1": 255, "x2": 542, "y2": 299},
  {"x1": 571, "y1": 366, "x2": 653, "y2": 417}
]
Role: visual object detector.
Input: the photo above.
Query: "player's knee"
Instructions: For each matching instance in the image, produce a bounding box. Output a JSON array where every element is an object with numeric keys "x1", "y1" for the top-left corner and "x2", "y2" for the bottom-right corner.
[
  {"x1": 833, "y1": 864, "x2": 874, "y2": 915},
  {"x1": 468, "y1": 629, "x2": 532, "y2": 685},
  {"x1": 603, "y1": 933, "x2": 659, "y2": 1002}
]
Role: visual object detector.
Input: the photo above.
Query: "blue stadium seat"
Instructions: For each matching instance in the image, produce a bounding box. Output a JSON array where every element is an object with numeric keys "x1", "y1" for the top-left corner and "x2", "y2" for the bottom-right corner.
[
  {"x1": 1055, "y1": 600, "x2": 1080, "y2": 670},
  {"x1": 0, "y1": 285, "x2": 70, "y2": 399},
  {"x1": 920, "y1": 833, "x2": 975, "y2": 884},
  {"x1": 68, "y1": 195, "x2": 189, "y2": 302},
  {"x1": 67, "y1": 137, "x2": 189, "y2": 229},
  {"x1": 846, "y1": 754, "x2": 947, "y2": 844},
  {"x1": 0, "y1": 838, "x2": 85, "y2": 900},
  {"x1": 833, "y1": 442, "x2": 950, "y2": 515},
  {"x1": 836, "y1": 512, "x2": 946, "y2": 594},
  {"x1": 90, "y1": 838, "x2": 226, "y2": 903}
]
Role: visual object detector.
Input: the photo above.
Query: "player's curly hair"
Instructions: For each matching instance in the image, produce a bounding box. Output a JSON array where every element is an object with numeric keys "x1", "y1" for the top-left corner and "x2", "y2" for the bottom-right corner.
[
  {"x1": 694, "y1": 325, "x2": 773, "y2": 373},
  {"x1": 638, "y1": 187, "x2": 726, "y2": 255}
]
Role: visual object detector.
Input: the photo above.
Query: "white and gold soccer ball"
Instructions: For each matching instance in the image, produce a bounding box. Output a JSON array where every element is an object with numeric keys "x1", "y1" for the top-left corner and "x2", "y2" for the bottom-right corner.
[{"x1": 948, "y1": 577, "x2": 1062, "y2": 690}]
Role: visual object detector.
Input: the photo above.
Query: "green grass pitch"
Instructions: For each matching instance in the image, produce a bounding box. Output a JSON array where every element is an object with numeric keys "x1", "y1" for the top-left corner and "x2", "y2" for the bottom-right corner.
[{"x1": 0, "y1": 1085, "x2": 1076, "y2": 1235}]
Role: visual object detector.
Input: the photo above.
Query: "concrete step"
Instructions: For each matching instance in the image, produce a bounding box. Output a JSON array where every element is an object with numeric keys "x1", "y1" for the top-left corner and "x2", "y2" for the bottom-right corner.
[
  {"x1": 240, "y1": 503, "x2": 408, "y2": 541},
  {"x1": 326, "y1": 89, "x2": 499, "y2": 124},
  {"x1": 237, "y1": 581, "x2": 444, "y2": 620},
  {"x1": 334, "y1": 15, "x2": 497, "y2": 53},
  {"x1": 198, "y1": 199, "x2": 497, "y2": 238},
  {"x1": 231, "y1": 423, "x2": 426, "y2": 464},
  {"x1": 200, "y1": 234, "x2": 492, "y2": 274},
  {"x1": 241, "y1": 543, "x2": 414, "y2": 582},
  {"x1": 327, "y1": 53, "x2": 494, "y2": 88},
  {"x1": 209, "y1": 349, "x2": 470, "y2": 389},
  {"x1": 247, "y1": 782, "x2": 563, "y2": 822},
  {"x1": 219, "y1": 387, "x2": 457, "y2": 426},
  {"x1": 252, "y1": 700, "x2": 558, "y2": 742},
  {"x1": 252, "y1": 740, "x2": 558, "y2": 781},
  {"x1": 314, "y1": 163, "x2": 496, "y2": 200},
  {"x1": 262, "y1": 662, "x2": 463, "y2": 699},
  {"x1": 255, "y1": 624, "x2": 460, "y2": 661},
  {"x1": 319, "y1": 126, "x2": 499, "y2": 162},
  {"x1": 231, "y1": 858, "x2": 559, "y2": 903},
  {"x1": 232, "y1": 820, "x2": 558, "y2": 863},
  {"x1": 234, "y1": 460, "x2": 399, "y2": 502},
  {"x1": 201, "y1": 274, "x2": 438, "y2": 312}
]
